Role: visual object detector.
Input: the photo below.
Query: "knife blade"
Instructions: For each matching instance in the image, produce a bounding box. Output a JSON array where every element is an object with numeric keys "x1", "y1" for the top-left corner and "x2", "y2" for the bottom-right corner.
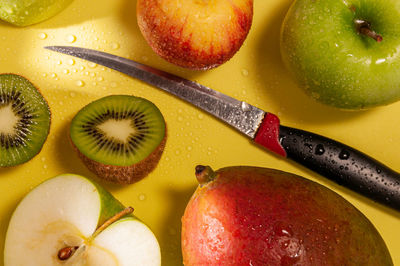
[{"x1": 45, "y1": 46, "x2": 400, "y2": 212}]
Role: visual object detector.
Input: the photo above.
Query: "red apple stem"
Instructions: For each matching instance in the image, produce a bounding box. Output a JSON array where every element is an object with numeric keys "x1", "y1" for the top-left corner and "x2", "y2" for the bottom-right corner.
[
  {"x1": 355, "y1": 19, "x2": 382, "y2": 42},
  {"x1": 57, "y1": 207, "x2": 134, "y2": 261}
]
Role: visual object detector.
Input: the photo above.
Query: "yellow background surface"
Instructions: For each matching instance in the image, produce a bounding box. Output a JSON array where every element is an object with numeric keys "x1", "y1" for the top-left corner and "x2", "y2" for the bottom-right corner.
[{"x1": 0, "y1": 0, "x2": 399, "y2": 265}]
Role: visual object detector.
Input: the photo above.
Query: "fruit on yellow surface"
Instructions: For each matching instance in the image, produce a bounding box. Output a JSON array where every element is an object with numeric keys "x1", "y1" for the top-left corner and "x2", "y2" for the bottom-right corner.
[
  {"x1": 181, "y1": 166, "x2": 393, "y2": 265},
  {"x1": 137, "y1": 0, "x2": 253, "y2": 70},
  {"x1": 0, "y1": 74, "x2": 51, "y2": 167},
  {"x1": 280, "y1": 0, "x2": 400, "y2": 109},
  {"x1": 4, "y1": 174, "x2": 161, "y2": 265},
  {"x1": 69, "y1": 95, "x2": 166, "y2": 184},
  {"x1": 0, "y1": 0, "x2": 73, "y2": 26}
]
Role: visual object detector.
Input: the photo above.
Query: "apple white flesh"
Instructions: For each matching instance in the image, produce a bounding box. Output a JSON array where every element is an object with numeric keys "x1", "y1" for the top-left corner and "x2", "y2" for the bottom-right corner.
[{"x1": 4, "y1": 174, "x2": 161, "y2": 266}]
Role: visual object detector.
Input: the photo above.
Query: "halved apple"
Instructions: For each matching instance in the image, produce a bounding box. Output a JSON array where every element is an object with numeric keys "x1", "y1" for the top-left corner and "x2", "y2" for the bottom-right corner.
[{"x1": 4, "y1": 174, "x2": 161, "y2": 265}]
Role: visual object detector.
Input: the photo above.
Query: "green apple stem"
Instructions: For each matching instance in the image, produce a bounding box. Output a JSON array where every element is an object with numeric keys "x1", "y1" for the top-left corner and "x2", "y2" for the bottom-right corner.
[
  {"x1": 57, "y1": 207, "x2": 134, "y2": 261},
  {"x1": 90, "y1": 207, "x2": 134, "y2": 241},
  {"x1": 355, "y1": 19, "x2": 382, "y2": 42},
  {"x1": 195, "y1": 165, "x2": 216, "y2": 186}
]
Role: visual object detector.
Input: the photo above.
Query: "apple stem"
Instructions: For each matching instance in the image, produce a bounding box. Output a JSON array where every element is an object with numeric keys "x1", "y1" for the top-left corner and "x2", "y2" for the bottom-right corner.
[
  {"x1": 90, "y1": 207, "x2": 134, "y2": 240},
  {"x1": 195, "y1": 165, "x2": 216, "y2": 186},
  {"x1": 355, "y1": 19, "x2": 382, "y2": 42},
  {"x1": 56, "y1": 207, "x2": 134, "y2": 261}
]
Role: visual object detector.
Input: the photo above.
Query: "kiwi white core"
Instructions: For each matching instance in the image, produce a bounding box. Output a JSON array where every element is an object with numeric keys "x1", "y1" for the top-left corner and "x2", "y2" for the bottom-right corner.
[
  {"x1": 0, "y1": 104, "x2": 19, "y2": 135},
  {"x1": 4, "y1": 174, "x2": 161, "y2": 266},
  {"x1": 97, "y1": 119, "x2": 136, "y2": 143}
]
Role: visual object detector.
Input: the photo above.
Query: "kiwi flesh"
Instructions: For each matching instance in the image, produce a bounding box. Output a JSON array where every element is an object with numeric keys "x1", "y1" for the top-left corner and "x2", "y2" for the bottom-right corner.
[
  {"x1": 0, "y1": 74, "x2": 51, "y2": 167},
  {"x1": 70, "y1": 95, "x2": 167, "y2": 184}
]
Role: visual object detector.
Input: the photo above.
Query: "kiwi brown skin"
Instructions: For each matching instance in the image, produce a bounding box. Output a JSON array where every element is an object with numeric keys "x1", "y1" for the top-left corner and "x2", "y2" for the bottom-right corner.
[
  {"x1": 0, "y1": 73, "x2": 51, "y2": 167},
  {"x1": 70, "y1": 126, "x2": 167, "y2": 185}
]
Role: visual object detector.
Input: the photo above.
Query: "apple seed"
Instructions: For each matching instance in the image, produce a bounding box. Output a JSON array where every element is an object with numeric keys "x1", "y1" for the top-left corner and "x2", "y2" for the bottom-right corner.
[{"x1": 57, "y1": 246, "x2": 79, "y2": 260}]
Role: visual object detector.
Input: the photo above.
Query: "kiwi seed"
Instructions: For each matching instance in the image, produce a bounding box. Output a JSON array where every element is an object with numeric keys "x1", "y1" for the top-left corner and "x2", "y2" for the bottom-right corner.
[
  {"x1": 0, "y1": 74, "x2": 51, "y2": 167},
  {"x1": 70, "y1": 95, "x2": 166, "y2": 184}
]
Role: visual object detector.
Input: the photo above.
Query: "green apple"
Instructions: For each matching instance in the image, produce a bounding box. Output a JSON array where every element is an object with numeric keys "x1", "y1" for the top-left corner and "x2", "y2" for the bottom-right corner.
[
  {"x1": 0, "y1": 0, "x2": 73, "y2": 26},
  {"x1": 280, "y1": 0, "x2": 400, "y2": 110},
  {"x1": 4, "y1": 174, "x2": 161, "y2": 265}
]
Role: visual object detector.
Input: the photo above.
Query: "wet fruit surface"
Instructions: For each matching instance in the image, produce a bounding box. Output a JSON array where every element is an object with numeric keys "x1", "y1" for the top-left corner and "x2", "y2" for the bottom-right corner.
[{"x1": 182, "y1": 167, "x2": 393, "y2": 265}]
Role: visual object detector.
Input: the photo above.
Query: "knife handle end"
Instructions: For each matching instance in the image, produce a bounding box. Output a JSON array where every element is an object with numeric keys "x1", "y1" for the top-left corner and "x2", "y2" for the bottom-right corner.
[{"x1": 278, "y1": 125, "x2": 400, "y2": 211}]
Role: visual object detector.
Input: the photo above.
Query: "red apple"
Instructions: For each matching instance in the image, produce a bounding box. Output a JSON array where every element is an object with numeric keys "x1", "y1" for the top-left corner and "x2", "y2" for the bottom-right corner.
[
  {"x1": 136, "y1": 0, "x2": 253, "y2": 70},
  {"x1": 181, "y1": 166, "x2": 392, "y2": 265}
]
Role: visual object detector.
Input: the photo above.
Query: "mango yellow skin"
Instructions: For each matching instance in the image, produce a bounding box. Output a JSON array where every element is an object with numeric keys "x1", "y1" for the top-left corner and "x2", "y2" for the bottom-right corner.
[
  {"x1": 0, "y1": 0, "x2": 73, "y2": 26},
  {"x1": 280, "y1": 0, "x2": 400, "y2": 109},
  {"x1": 182, "y1": 166, "x2": 393, "y2": 265}
]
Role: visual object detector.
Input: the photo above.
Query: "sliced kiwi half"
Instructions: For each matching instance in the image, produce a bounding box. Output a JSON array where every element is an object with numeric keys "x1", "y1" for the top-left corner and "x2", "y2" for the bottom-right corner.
[
  {"x1": 70, "y1": 95, "x2": 167, "y2": 184},
  {"x1": 0, "y1": 74, "x2": 51, "y2": 167}
]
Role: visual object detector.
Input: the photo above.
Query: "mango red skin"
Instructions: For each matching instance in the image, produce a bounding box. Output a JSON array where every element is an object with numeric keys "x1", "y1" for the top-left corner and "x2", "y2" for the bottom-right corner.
[
  {"x1": 137, "y1": 0, "x2": 253, "y2": 70},
  {"x1": 181, "y1": 167, "x2": 393, "y2": 265}
]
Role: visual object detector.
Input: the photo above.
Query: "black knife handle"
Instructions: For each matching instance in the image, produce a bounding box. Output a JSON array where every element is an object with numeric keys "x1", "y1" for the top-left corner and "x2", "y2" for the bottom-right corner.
[{"x1": 279, "y1": 125, "x2": 400, "y2": 211}]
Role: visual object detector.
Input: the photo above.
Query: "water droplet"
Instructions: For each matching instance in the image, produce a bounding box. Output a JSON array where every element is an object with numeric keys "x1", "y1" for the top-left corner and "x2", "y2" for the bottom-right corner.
[
  {"x1": 4, "y1": 7, "x2": 13, "y2": 14},
  {"x1": 68, "y1": 59, "x2": 75, "y2": 65},
  {"x1": 70, "y1": 92, "x2": 76, "y2": 97},
  {"x1": 198, "y1": 113, "x2": 204, "y2": 120},
  {"x1": 38, "y1": 32, "x2": 47, "y2": 40},
  {"x1": 177, "y1": 116, "x2": 183, "y2": 122},
  {"x1": 111, "y1": 42, "x2": 120, "y2": 50},
  {"x1": 138, "y1": 193, "x2": 146, "y2": 201},
  {"x1": 339, "y1": 149, "x2": 350, "y2": 160},
  {"x1": 241, "y1": 69, "x2": 249, "y2": 76},
  {"x1": 111, "y1": 82, "x2": 117, "y2": 88},
  {"x1": 315, "y1": 144, "x2": 325, "y2": 155},
  {"x1": 63, "y1": 69, "x2": 70, "y2": 74},
  {"x1": 88, "y1": 62, "x2": 97, "y2": 68},
  {"x1": 241, "y1": 101, "x2": 251, "y2": 112},
  {"x1": 375, "y1": 58, "x2": 386, "y2": 65},
  {"x1": 97, "y1": 76, "x2": 104, "y2": 82},
  {"x1": 76, "y1": 80, "x2": 85, "y2": 87},
  {"x1": 65, "y1": 34, "x2": 77, "y2": 43}
]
